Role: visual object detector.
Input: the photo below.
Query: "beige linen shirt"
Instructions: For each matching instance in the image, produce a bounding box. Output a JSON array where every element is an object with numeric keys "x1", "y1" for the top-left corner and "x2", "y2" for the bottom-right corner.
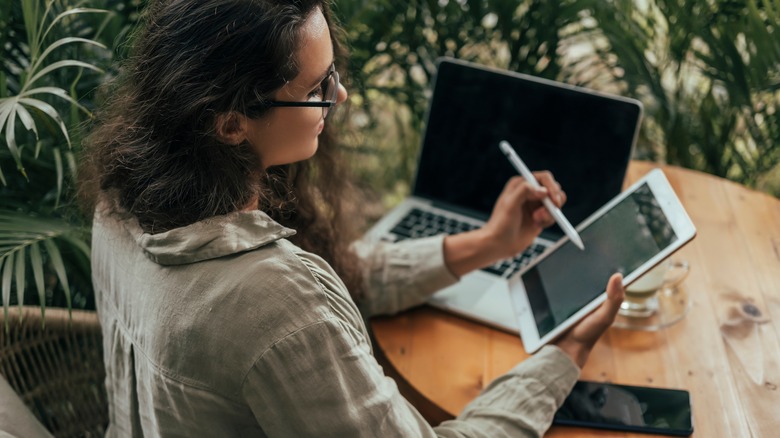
[{"x1": 92, "y1": 207, "x2": 580, "y2": 437}]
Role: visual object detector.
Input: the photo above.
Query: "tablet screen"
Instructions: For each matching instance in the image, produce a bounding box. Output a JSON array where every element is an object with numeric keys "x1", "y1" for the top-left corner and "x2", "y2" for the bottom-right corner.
[{"x1": 523, "y1": 183, "x2": 678, "y2": 337}]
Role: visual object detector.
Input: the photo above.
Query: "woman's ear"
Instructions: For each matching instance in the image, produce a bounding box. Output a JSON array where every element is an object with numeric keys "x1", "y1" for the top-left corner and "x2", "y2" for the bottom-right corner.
[{"x1": 214, "y1": 112, "x2": 248, "y2": 145}]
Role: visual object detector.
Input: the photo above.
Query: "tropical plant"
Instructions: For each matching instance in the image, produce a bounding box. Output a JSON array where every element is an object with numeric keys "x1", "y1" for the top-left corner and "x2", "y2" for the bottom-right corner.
[
  {"x1": 334, "y1": 0, "x2": 780, "y2": 204},
  {"x1": 591, "y1": 0, "x2": 780, "y2": 192},
  {"x1": 0, "y1": 0, "x2": 114, "y2": 322}
]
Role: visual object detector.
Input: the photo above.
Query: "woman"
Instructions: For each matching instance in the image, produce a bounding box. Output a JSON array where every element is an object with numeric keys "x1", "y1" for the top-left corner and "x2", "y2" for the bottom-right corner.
[{"x1": 79, "y1": 0, "x2": 624, "y2": 436}]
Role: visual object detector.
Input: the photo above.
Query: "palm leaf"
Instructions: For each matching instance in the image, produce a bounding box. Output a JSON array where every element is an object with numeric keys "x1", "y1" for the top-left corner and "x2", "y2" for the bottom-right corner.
[
  {"x1": 64, "y1": 149, "x2": 77, "y2": 180},
  {"x1": 14, "y1": 103, "x2": 37, "y2": 140},
  {"x1": 52, "y1": 146, "x2": 63, "y2": 207},
  {"x1": 3, "y1": 104, "x2": 25, "y2": 176},
  {"x1": 26, "y1": 60, "x2": 103, "y2": 88},
  {"x1": 0, "y1": 86, "x2": 92, "y2": 177},
  {"x1": 0, "y1": 99, "x2": 14, "y2": 136},
  {"x1": 41, "y1": 8, "x2": 110, "y2": 46},
  {"x1": 1, "y1": 252, "x2": 14, "y2": 330},
  {"x1": 0, "y1": 211, "x2": 87, "y2": 321},
  {"x1": 0, "y1": 1, "x2": 108, "y2": 181},
  {"x1": 21, "y1": 1, "x2": 41, "y2": 59},
  {"x1": 24, "y1": 87, "x2": 91, "y2": 115},
  {"x1": 17, "y1": 97, "x2": 70, "y2": 146},
  {"x1": 30, "y1": 242, "x2": 45, "y2": 322},
  {"x1": 42, "y1": 238, "x2": 71, "y2": 315},
  {"x1": 14, "y1": 246, "x2": 25, "y2": 314},
  {"x1": 28, "y1": 37, "x2": 106, "y2": 76}
]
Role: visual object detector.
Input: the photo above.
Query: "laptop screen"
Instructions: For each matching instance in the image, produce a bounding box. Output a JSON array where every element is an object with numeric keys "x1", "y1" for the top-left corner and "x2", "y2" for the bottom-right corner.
[{"x1": 413, "y1": 58, "x2": 642, "y2": 237}]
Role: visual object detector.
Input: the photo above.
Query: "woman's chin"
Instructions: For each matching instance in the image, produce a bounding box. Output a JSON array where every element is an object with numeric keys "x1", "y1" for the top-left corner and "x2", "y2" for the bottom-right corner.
[
  {"x1": 294, "y1": 141, "x2": 319, "y2": 163},
  {"x1": 306, "y1": 139, "x2": 319, "y2": 158},
  {"x1": 266, "y1": 140, "x2": 320, "y2": 167}
]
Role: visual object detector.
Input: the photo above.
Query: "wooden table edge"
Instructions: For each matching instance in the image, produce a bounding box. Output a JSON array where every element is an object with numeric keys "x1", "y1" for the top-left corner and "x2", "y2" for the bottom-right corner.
[{"x1": 370, "y1": 327, "x2": 454, "y2": 425}]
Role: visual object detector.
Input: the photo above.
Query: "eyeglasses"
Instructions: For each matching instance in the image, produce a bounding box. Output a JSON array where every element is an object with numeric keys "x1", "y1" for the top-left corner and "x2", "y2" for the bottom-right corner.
[{"x1": 249, "y1": 65, "x2": 340, "y2": 119}]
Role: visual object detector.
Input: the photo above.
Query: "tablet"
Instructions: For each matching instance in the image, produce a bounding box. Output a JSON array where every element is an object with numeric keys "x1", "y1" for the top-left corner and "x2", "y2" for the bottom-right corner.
[{"x1": 509, "y1": 169, "x2": 696, "y2": 353}]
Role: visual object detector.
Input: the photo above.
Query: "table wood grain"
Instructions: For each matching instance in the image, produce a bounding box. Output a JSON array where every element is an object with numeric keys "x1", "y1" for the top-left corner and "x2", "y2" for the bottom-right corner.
[{"x1": 371, "y1": 162, "x2": 780, "y2": 437}]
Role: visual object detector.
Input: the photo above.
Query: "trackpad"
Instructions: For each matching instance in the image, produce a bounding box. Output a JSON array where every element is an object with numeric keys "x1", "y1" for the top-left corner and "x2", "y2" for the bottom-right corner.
[
  {"x1": 429, "y1": 273, "x2": 491, "y2": 308},
  {"x1": 429, "y1": 274, "x2": 519, "y2": 332},
  {"x1": 471, "y1": 283, "x2": 518, "y2": 331}
]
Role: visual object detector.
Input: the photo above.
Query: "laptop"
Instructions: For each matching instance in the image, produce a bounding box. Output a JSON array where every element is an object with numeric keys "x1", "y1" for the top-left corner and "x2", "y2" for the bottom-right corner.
[{"x1": 363, "y1": 57, "x2": 643, "y2": 332}]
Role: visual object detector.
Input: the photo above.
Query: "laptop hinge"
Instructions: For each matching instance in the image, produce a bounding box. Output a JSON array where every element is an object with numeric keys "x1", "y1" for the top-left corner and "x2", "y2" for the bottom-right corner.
[{"x1": 429, "y1": 199, "x2": 490, "y2": 222}]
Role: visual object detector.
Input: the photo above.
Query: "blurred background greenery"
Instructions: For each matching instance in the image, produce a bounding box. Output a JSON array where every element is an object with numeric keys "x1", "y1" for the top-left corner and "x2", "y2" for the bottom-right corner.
[
  {"x1": 1, "y1": 0, "x2": 778, "y2": 313},
  {"x1": 335, "y1": 0, "x2": 780, "y2": 208}
]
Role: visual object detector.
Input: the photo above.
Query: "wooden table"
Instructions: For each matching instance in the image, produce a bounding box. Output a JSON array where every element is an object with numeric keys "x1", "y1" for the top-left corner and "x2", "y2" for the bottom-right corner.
[{"x1": 371, "y1": 162, "x2": 780, "y2": 437}]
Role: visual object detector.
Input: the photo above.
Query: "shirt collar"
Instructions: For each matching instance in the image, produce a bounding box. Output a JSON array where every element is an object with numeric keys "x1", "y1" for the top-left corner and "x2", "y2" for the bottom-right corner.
[{"x1": 124, "y1": 210, "x2": 296, "y2": 266}]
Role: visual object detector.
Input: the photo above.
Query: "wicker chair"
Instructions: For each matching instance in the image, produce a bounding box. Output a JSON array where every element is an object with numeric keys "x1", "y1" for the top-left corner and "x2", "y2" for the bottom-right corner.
[{"x1": 0, "y1": 306, "x2": 108, "y2": 437}]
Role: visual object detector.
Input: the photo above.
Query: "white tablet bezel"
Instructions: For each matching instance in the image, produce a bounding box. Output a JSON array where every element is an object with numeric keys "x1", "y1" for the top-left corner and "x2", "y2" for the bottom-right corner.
[{"x1": 509, "y1": 168, "x2": 697, "y2": 353}]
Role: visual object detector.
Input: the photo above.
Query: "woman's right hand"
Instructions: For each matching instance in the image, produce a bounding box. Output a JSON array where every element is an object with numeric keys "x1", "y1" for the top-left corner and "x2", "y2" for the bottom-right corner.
[
  {"x1": 443, "y1": 172, "x2": 566, "y2": 278},
  {"x1": 554, "y1": 273, "x2": 625, "y2": 368},
  {"x1": 480, "y1": 172, "x2": 566, "y2": 260}
]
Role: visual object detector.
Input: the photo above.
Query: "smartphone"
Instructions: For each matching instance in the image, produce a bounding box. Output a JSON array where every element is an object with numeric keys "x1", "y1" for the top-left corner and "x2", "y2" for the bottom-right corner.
[
  {"x1": 553, "y1": 380, "x2": 693, "y2": 436},
  {"x1": 509, "y1": 169, "x2": 696, "y2": 353}
]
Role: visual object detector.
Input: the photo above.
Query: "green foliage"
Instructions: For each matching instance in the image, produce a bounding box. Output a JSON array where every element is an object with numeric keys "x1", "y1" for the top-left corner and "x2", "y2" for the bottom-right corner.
[
  {"x1": 0, "y1": 0, "x2": 141, "y2": 319},
  {"x1": 334, "y1": 0, "x2": 780, "y2": 203},
  {"x1": 591, "y1": 0, "x2": 780, "y2": 190},
  {"x1": 0, "y1": 210, "x2": 90, "y2": 323}
]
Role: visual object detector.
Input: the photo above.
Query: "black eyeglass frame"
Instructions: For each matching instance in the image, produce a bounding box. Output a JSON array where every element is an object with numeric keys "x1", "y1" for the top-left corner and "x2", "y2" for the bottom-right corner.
[{"x1": 249, "y1": 66, "x2": 340, "y2": 119}]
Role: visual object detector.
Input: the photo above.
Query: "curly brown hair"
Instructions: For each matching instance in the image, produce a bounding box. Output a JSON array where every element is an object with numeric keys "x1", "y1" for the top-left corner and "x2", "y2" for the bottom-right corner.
[{"x1": 78, "y1": 0, "x2": 364, "y2": 298}]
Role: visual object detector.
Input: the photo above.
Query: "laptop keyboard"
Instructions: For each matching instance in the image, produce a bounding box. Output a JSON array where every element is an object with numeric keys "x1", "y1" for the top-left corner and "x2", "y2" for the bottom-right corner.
[{"x1": 382, "y1": 208, "x2": 547, "y2": 278}]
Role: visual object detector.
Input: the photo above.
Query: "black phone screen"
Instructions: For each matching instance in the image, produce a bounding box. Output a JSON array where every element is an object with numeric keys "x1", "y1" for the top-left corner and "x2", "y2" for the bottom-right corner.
[{"x1": 554, "y1": 381, "x2": 693, "y2": 436}]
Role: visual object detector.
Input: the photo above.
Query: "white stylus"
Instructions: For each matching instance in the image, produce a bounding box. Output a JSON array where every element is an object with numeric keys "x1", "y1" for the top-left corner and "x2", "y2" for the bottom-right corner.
[{"x1": 499, "y1": 140, "x2": 585, "y2": 250}]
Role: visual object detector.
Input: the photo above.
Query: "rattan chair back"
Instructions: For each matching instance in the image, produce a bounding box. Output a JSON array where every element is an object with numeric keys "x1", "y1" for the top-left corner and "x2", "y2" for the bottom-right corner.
[{"x1": 0, "y1": 306, "x2": 107, "y2": 437}]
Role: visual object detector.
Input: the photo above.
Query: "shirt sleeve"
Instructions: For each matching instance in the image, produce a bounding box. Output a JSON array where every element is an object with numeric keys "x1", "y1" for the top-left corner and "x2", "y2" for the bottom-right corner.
[
  {"x1": 352, "y1": 234, "x2": 460, "y2": 316},
  {"x1": 241, "y1": 316, "x2": 579, "y2": 438},
  {"x1": 439, "y1": 346, "x2": 581, "y2": 437}
]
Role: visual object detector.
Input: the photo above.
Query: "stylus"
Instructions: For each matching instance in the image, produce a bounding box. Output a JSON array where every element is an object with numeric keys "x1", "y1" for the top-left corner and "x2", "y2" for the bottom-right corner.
[{"x1": 498, "y1": 140, "x2": 585, "y2": 250}]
